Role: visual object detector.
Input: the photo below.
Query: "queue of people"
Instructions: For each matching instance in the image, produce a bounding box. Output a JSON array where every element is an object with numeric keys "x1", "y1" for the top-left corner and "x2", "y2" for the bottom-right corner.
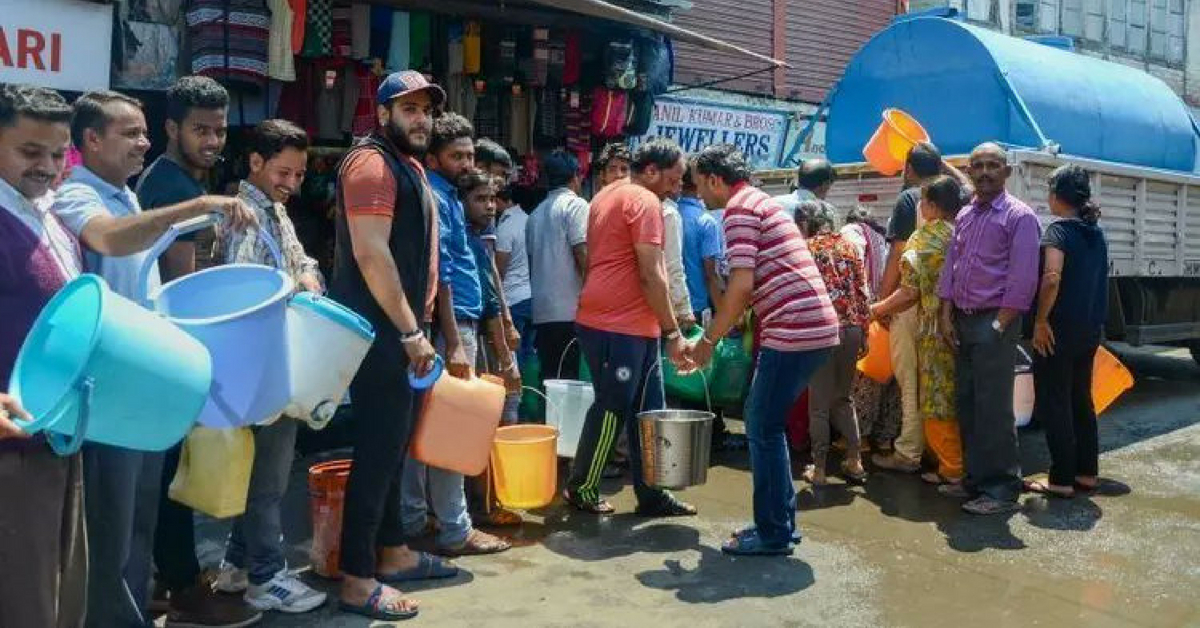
[{"x1": 0, "y1": 67, "x2": 1112, "y2": 626}]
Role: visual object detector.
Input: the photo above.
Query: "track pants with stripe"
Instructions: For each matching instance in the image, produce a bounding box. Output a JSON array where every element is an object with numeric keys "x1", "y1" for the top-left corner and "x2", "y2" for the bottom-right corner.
[{"x1": 567, "y1": 324, "x2": 670, "y2": 506}]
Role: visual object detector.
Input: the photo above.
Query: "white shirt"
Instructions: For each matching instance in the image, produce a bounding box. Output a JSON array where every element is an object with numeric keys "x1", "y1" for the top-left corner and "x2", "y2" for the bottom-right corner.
[
  {"x1": 495, "y1": 203, "x2": 531, "y2": 305},
  {"x1": 0, "y1": 178, "x2": 80, "y2": 279}
]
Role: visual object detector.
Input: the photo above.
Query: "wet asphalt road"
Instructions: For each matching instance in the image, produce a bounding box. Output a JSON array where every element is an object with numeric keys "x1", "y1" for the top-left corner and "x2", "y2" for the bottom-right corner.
[{"x1": 188, "y1": 343, "x2": 1200, "y2": 627}]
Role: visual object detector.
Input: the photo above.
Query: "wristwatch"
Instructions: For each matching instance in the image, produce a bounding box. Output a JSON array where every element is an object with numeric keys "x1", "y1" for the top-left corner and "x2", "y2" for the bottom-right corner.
[{"x1": 991, "y1": 318, "x2": 1004, "y2": 334}]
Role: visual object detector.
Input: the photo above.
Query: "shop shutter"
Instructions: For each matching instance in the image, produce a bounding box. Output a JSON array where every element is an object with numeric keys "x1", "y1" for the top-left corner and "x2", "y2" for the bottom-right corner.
[
  {"x1": 785, "y1": 0, "x2": 895, "y2": 103},
  {"x1": 670, "y1": 0, "x2": 776, "y2": 96}
]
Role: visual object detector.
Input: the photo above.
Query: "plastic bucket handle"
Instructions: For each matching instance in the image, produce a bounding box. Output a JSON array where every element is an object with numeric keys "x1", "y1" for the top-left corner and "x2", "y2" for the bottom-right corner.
[
  {"x1": 14, "y1": 377, "x2": 94, "y2": 456},
  {"x1": 137, "y1": 213, "x2": 284, "y2": 306},
  {"x1": 407, "y1": 355, "x2": 445, "y2": 390}
]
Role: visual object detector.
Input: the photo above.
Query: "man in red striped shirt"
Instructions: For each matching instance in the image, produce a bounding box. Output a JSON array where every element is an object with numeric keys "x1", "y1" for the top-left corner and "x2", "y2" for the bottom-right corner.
[{"x1": 688, "y1": 144, "x2": 840, "y2": 556}]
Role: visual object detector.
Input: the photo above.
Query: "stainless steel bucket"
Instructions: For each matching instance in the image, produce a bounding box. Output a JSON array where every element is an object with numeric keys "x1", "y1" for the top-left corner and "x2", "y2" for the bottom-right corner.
[{"x1": 637, "y1": 409, "x2": 715, "y2": 489}]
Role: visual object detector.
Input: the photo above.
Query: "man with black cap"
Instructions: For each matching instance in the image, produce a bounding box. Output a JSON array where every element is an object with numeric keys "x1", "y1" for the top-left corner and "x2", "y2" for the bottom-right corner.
[{"x1": 331, "y1": 70, "x2": 454, "y2": 622}]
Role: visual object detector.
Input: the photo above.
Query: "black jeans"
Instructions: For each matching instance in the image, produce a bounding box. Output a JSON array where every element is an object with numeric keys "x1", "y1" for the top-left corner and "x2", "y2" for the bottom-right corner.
[
  {"x1": 567, "y1": 324, "x2": 667, "y2": 506},
  {"x1": 954, "y1": 310, "x2": 1023, "y2": 502},
  {"x1": 1033, "y1": 328, "x2": 1100, "y2": 487},
  {"x1": 338, "y1": 338, "x2": 422, "y2": 578},
  {"x1": 154, "y1": 443, "x2": 201, "y2": 593},
  {"x1": 535, "y1": 321, "x2": 580, "y2": 380}
]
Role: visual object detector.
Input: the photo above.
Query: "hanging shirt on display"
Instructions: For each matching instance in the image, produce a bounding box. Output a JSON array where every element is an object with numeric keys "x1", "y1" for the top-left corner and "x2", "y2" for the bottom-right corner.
[
  {"x1": 350, "y1": 3, "x2": 371, "y2": 59},
  {"x1": 409, "y1": 12, "x2": 432, "y2": 72},
  {"x1": 288, "y1": 0, "x2": 306, "y2": 53},
  {"x1": 301, "y1": 0, "x2": 332, "y2": 57},
  {"x1": 331, "y1": 0, "x2": 352, "y2": 58},
  {"x1": 187, "y1": 0, "x2": 270, "y2": 87},
  {"x1": 267, "y1": 0, "x2": 296, "y2": 81},
  {"x1": 387, "y1": 11, "x2": 411, "y2": 71}
]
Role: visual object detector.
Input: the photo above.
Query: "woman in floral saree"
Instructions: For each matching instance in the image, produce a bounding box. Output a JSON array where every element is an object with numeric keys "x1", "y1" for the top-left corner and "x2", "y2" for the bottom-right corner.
[{"x1": 869, "y1": 175, "x2": 964, "y2": 484}]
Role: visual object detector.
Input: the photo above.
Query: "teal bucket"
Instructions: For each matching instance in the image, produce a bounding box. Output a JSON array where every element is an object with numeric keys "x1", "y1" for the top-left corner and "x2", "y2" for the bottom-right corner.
[{"x1": 9, "y1": 275, "x2": 213, "y2": 455}]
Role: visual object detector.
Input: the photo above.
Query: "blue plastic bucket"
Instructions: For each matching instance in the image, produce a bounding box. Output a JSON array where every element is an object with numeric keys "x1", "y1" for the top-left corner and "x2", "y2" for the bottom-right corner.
[
  {"x1": 152, "y1": 262, "x2": 294, "y2": 428},
  {"x1": 9, "y1": 275, "x2": 212, "y2": 454}
]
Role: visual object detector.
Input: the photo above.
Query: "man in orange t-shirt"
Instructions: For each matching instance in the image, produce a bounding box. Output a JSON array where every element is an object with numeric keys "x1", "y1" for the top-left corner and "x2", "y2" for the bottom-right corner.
[{"x1": 565, "y1": 138, "x2": 696, "y2": 517}]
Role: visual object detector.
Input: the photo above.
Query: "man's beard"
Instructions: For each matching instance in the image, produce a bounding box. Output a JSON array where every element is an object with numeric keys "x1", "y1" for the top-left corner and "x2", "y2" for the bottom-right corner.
[{"x1": 384, "y1": 121, "x2": 428, "y2": 157}]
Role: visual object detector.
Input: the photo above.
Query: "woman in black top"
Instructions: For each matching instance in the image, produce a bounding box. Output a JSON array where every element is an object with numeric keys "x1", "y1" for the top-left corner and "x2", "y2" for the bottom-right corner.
[{"x1": 1028, "y1": 165, "x2": 1109, "y2": 498}]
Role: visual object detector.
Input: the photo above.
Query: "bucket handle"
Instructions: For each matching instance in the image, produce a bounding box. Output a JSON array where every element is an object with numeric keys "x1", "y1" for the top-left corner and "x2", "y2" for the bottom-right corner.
[
  {"x1": 407, "y1": 355, "x2": 445, "y2": 390},
  {"x1": 13, "y1": 377, "x2": 94, "y2": 456},
  {"x1": 556, "y1": 337, "x2": 579, "y2": 379},
  {"x1": 137, "y1": 213, "x2": 284, "y2": 306}
]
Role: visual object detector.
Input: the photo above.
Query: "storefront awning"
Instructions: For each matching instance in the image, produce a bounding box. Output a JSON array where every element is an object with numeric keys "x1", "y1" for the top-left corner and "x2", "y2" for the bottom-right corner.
[{"x1": 521, "y1": 0, "x2": 788, "y2": 68}]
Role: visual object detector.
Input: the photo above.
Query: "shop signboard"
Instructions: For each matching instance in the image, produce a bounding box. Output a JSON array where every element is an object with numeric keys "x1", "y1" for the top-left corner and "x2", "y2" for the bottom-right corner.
[
  {"x1": 0, "y1": 0, "x2": 112, "y2": 92},
  {"x1": 628, "y1": 96, "x2": 792, "y2": 169}
]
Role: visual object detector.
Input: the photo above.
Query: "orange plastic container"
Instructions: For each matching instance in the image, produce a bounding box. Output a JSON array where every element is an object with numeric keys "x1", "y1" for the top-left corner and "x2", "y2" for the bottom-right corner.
[
  {"x1": 491, "y1": 425, "x2": 559, "y2": 509},
  {"x1": 856, "y1": 321, "x2": 893, "y2": 383},
  {"x1": 411, "y1": 373, "x2": 506, "y2": 475},
  {"x1": 863, "y1": 108, "x2": 930, "y2": 176},
  {"x1": 308, "y1": 459, "x2": 351, "y2": 579},
  {"x1": 1092, "y1": 345, "x2": 1133, "y2": 415}
]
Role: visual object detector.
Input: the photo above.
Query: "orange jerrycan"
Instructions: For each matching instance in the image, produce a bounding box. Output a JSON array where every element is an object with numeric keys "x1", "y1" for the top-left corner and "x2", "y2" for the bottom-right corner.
[
  {"x1": 1092, "y1": 345, "x2": 1133, "y2": 415},
  {"x1": 863, "y1": 108, "x2": 930, "y2": 176},
  {"x1": 410, "y1": 357, "x2": 506, "y2": 475}
]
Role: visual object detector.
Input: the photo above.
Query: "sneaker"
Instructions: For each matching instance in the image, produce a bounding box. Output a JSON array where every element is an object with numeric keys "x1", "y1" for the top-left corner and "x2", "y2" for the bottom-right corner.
[
  {"x1": 245, "y1": 571, "x2": 327, "y2": 614},
  {"x1": 165, "y1": 583, "x2": 262, "y2": 627},
  {"x1": 214, "y1": 563, "x2": 249, "y2": 594}
]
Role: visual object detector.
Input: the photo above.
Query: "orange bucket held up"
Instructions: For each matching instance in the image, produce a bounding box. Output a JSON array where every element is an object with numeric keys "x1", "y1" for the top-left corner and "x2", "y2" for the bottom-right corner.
[
  {"x1": 856, "y1": 321, "x2": 893, "y2": 383},
  {"x1": 308, "y1": 459, "x2": 351, "y2": 579},
  {"x1": 1092, "y1": 345, "x2": 1133, "y2": 415},
  {"x1": 863, "y1": 108, "x2": 930, "y2": 176},
  {"x1": 491, "y1": 424, "x2": 560, "y2": 509}
]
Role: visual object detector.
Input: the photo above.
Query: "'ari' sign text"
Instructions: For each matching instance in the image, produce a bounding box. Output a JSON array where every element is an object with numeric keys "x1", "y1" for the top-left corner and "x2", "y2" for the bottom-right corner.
[{"x1": 0, "y1": 0, "x2": 112, "y2": 92}]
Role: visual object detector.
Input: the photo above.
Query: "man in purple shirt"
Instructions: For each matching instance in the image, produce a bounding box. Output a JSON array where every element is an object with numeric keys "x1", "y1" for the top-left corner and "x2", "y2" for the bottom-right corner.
[{"x1": 937, "y1": 143, "x2": 1040, "y2": 515}]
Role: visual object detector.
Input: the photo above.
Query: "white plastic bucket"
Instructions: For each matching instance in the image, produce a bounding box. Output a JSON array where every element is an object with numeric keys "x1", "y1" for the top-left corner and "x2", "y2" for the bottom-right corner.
[
  {"x1": 283, "y1": 293, "x2": 374, "y2": 429},
  {"x1": 544, "y1": 379, "x2": 593, "y2": 458}
]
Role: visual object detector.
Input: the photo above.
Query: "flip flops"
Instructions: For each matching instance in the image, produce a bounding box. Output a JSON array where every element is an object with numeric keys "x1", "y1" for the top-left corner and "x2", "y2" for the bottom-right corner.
[
  {"x1": 338, "y1": 584, "x2": 418, "y2": 621},
  {"x1": 563, "y1": 489, "x2": 615, "y2": 514},
  {"x1": 840, "y1": 462, "x2": 869, "y2": 485},
  {"x1": 634, "y1": 493, "x2": 698, "y2": 518},
  {"x1": 377, "y1": 552, "x2": 459, "y2": 583},
  {"x1": 1023, "y1": 479, "x2": 1075, "y2": 499},
  {"x1": 437, "y1": 529, "x2": 512, "y2": 557},
  {"x1": 962, "y1": 496, "x2": 1022, "y2": 515},
  {"x1": 721, "y1": 530, "x2": 794, "y2": 556},
  {"x1": 730, "y1": 525, "x2": 801, "y2": 546}
]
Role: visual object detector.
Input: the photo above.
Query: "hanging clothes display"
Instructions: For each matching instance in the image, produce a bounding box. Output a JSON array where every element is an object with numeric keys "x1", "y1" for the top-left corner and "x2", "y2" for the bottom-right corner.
[
  {"x1": 409, "y1": 12, "x2": 432, "y2": 73},
  {"x1": 350, "y1": 3, "x2": 371, "y2": 60},
  {"x1": 463, "y1": 21, "x2": 482, "y2": 75},
  {"x1": 187, "y1": 0, "x2": 271, "y2": 88},
  {"x1": 331, "y1": 1, "x2": 352, "y2": 58},
  {"x1": 387, "y1": 11, "x2": 410, "y2": 72},
  {"x1": 351, "y1": 64, "x2": 381, "y2": 137},
  {"x1": 267, "y1": 0, "x2": 296, "y2": 81},
  {"x1": 368, "y1": 5, "x2": 392, "y2": 61},
  {"x1": 288, "y1": 0, "x2": 306, "y2": 53},
  {"x1": 300, "y1": 0, "x2": 332, "y2": 57}
]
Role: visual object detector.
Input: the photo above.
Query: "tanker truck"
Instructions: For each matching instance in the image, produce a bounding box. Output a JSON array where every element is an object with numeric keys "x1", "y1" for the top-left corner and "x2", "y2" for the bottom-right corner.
[{"x1": 759, "y1": 13, "x2": 1200, "y2": 365}]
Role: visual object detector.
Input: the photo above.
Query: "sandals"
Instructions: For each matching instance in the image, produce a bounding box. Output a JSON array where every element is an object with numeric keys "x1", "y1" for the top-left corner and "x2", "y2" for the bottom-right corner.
[
  {"x1": 721, "y1": 530, "x2": 794, "y2": 556},
  {"x1": 437, "y1": 529, "x2": 512, "y2": 557},
  {"x1": 476, "y1": 507, "x2": 524, "y2": 527},
  {"x1": 937, "y1": 482, "x2": 972, "y2": 499},
  {"x1": 801, "y1": 465, "x2": 827, "y2": 486},
  {"x1": 962, "y1": 496, "x2": 1022, "y2": 516},
  {"x1": 731, "y1": 525, "x2": 801, "y2": 545},
  {"x1": 563, "y1": 489, "x2": 615, "y2": 514},
  {"x1": 635, "y1": 493, "x2": 698, "y2": 518},
  {"x1": 840, "y1": 462, "x2": 868, "y2": 485},
  {"x1": 377, "y1": 552, "x2": 458, "y2": 583},
  {"x1": 338, "y1": 584, "x2": 418, "y2": 621},
  {"x1": 1023, "y1": 479, "x2": 1075, "y2": 499}
]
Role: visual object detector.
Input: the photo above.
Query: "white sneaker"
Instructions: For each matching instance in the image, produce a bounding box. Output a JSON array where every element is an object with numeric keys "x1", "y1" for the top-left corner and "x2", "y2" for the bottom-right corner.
[
  {"x1": 214, "y1": 562, "x2": 249, "y2": 593},
  {"x1": 244, "y1": 571, "x2": 327, "y2": 614}
]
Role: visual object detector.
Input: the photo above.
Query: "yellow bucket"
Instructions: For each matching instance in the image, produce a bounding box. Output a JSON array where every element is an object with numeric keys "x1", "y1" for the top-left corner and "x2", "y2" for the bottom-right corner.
[
  {"x1": 491, "y1": 425, "x2": 559, "y2": 509},
  {"x1": 863, "y1": 108, "x2": 930, "y2": 176}
]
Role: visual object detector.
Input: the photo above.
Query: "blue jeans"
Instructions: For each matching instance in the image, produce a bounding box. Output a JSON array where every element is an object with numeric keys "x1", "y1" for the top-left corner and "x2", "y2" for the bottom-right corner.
[
  {"x1": 224, "y1": 416, "x2": 298, "y2": 585},
  {"x1": 400, "y1": 319, "x2": 476, "y2": 547},
  {"x1": 744, "y1": 347, "x2": 829, "y2": 546},
  {"x1": 509, "y1": 298, "x2": 536, "y2": 365}
]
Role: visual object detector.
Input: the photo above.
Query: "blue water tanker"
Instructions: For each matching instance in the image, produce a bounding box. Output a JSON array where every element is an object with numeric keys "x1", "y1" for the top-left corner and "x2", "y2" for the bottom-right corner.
[{"x1": 825, "y1": 16, "x2": 1200, "y2": 172}]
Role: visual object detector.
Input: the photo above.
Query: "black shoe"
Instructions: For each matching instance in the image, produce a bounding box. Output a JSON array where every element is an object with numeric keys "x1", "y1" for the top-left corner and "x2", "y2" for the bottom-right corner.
[{"x1": 634, "y1": 493, "x2": 697, "y2": 517}]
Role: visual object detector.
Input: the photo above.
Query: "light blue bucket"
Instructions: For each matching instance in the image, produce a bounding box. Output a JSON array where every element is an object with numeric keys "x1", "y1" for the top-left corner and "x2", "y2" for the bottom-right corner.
[
  {"x1": 9, "y1": 274, "x2": 213, "y2": 454},
  {"x1": 141, "y1": 215, "x2": 295, "y2": 428}
]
